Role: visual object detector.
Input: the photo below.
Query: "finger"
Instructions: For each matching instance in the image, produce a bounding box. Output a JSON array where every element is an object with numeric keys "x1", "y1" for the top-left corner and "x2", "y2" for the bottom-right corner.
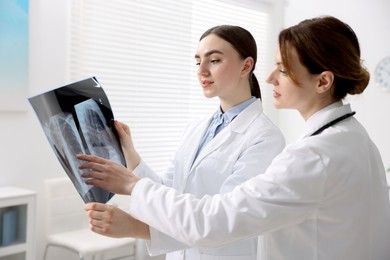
[
  {"x1": 85, "y1": 202, "x2": 106, "y2": 212},
  {"x1": 117, "y1": 120, "x2": 129, "y2": 130},
  {"x1": 79, "y1": 161, "x2": 107, "y2": 172},
  {"x1": 123, "y1": 124, "x2": 131, "y2": 136},
  {"x1": 116, "y1": 121, "x2": 131, "y2": 138},
  {"x1": 89, "y1": 217, "x2": 106, "y2": 230},
  {"x1": 114, "y1": 120, "x2": 125, "y2": 133},
  {"x1": 76, "y1": 154, "x2": 109, "y2": 164},
  {"x1": 85, "y1": 202, "x2": 95, "y2": 211},
  {"x1": 84, "y1": 178, "x2": 107, "y2": 189},
  {"x1": 81, "y1": 171, "x2": 106, "y2": 180},
  {"x1": 90, "y1": 224, "x2": 107, "y2": 236},
  {"x1": 88, "y1": 209, "x2": 107, "y2": 221},
  {"x1": 84, "y1": 202, "x2": 107, "y2": 212}
]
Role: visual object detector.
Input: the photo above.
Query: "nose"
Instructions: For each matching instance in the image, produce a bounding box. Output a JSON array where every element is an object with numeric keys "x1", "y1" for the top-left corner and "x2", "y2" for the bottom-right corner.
[
  {"x1": 266, "y1": 68, "x2": 277, "y2": 86},
  {"x1": 197, "y1": 61, "x2": 209, "y2": 76}
]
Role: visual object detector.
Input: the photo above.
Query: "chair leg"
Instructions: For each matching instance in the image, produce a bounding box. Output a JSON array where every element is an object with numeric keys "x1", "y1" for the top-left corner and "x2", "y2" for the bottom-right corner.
[{"x1": 43, "y1": 244, "x2": 50, "y2": 260}]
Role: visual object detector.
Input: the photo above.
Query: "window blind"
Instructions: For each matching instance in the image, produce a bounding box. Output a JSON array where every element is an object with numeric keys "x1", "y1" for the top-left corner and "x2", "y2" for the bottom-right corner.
[{"x1": 69, "y1": 0, "x2": 275, "y2": 173}]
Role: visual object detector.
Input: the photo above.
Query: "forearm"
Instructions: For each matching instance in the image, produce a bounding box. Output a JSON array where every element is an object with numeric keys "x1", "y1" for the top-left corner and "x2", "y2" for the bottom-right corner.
[
  {"x1": 128, "y1": 179, "x2": 239, "y2": 247},
  {"x1": 124, "y1": 148, "x2": 141, "y2": 171},
  {"x1": 132, "y1": 217, "x2": 151, "y2": 240},
  {"x1": 128, "y1": 176, "x2": 318, "y2": 249}
]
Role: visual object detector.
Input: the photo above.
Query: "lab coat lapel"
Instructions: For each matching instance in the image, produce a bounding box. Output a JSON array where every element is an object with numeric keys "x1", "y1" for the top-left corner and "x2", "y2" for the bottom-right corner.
[
  {"x1": 181, "y1": 116, "x2": 212, "y2": 178},
  {"x1": 190, "y1": 99, "x2": 262, "y2": 172},
  {"x1": 192, "y1": 125, "x2": 233, "y2": 165}
]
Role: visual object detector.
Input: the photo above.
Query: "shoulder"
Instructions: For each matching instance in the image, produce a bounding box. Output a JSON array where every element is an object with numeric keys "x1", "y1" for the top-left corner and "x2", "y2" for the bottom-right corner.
[
  {"x1": 280, "y1": 126, "x2": 364, "y2": 174},
  {"x1": 248, "y1": 112, "x2": 285, "y2": 141},
  {"x1": 305, "y1": 118, "x2": 370, "y2": 154}
]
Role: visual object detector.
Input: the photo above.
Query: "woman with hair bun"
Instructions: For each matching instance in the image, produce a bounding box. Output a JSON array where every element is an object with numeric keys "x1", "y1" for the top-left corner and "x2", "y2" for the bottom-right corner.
[{"x1": 79, "y1": 16, "x2": 390, "y2": 260}]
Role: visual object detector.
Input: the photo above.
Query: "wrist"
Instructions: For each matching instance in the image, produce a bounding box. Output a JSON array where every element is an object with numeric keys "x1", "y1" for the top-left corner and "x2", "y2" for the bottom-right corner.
[
  {"x1": 128, "y1": 175, "x2": 141, "y2": 195},
  {"x1": 132, "y1": 217, "x2": 151, "y2": 240}
]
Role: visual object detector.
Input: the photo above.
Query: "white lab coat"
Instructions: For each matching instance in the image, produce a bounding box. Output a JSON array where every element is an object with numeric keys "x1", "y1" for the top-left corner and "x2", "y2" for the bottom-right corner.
[
  {"x1": 129, "y1": 102, "x2": 390, "y2": 260},
  {"x1": 133, "y1": 98, "x2": 285, "y2": 259}
]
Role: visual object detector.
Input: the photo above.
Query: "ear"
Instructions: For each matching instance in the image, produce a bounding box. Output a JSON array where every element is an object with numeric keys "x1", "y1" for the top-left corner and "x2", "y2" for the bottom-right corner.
[
  {"x1": 241, "y1": 57, "x2": 254, "y2": 77},
  {"x1": 316, "y1": 71, "x2": 334, "y2": 94}
]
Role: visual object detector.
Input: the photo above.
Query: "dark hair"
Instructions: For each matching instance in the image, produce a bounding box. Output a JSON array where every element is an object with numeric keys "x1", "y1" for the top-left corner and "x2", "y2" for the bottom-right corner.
[
  {"x1": 279, "y1": 16, "x2": 369, "y2": 99},
  {"x1": 200, "y1": 25, "x2": 261, "y2": 99}
]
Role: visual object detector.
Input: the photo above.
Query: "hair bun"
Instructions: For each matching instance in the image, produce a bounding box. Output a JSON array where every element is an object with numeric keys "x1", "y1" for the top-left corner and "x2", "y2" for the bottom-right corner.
[{"x1": 349, "y1": 66, "x2": 370, "y2": 95}]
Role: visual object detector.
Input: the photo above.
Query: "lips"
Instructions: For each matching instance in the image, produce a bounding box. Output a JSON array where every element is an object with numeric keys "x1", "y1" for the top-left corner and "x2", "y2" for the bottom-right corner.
[
  {"x1": 201, "y1": 80, "x2": 214, "y2": 88},
  {"x1": 273, "y1": 90, "x2": 281, "y2": 98}
]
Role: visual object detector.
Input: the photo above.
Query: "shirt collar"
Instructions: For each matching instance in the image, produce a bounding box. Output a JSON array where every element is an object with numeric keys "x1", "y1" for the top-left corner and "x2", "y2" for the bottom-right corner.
[
  {"x1": 214, "y1": 96, "x2": 256, "y2": 123},
  {"x1": 301, "y1": 101, "x2": 353, "y2": 138}
]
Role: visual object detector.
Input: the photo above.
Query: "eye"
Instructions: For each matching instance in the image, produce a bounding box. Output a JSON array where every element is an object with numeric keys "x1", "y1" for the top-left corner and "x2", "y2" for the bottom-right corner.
[
  {"x1": 279, "y1": 69, "x2": 287, "y2": 75},
  {"x1": 274, "y1": 62, "x2": 287, "y2": 75},
  {"x1": 276, "y1": 64, "x2": 288, "y2": 76},
  {"x1": 210, "y1": 59, "x2": 220, "y2": 64}
]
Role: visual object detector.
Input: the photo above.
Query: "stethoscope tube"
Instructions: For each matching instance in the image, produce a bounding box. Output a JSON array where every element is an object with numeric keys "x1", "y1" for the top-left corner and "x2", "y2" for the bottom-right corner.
[{"x1": 310, "y1": 112, "x2": 356, "y2": 136}]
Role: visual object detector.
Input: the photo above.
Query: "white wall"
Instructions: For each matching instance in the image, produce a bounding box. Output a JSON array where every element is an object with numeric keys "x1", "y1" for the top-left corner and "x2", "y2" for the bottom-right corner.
[
  {"x1": 0, "y1": 0, "x2": 389, "y2": 260},
  {"x1": 0, "y1": 0, "x2": 70, "y2": 259},
  {"x1": 280, "y1": 0, "x2": 390, "y2": 172}
]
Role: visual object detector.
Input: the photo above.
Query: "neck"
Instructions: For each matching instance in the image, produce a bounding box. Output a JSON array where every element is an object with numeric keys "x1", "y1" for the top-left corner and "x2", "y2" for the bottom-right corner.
[
  {"x1": 220, "y1": 93, "x2": 252, "y2": 112},
  {"x1": 300, "y1": 96, "x2": 338, "y2": 121},
  {"x1": 299, "y1": 99, "x2": 338, "y2": 121}
]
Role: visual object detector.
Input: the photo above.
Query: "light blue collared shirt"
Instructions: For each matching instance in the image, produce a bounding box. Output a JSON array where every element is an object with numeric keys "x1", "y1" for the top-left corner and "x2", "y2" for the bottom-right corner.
[{"x1": 195, "y1": 97, "x2": 256, "y2": 158}]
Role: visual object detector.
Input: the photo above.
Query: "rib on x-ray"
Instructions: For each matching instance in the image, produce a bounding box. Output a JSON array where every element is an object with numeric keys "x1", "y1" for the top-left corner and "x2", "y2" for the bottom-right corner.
[
  {"x1": 44, "y1": 112, "x2": 91, "y2": 199},
  {"x1": 29, "y1": 77, "x2": 125, "y2": 203},
  {"x1": 75, "y1": 99, "x2": 123, "y2": 164},
  {"x1": 43, "y1": 99, "x2": 123, "y2": 203}
]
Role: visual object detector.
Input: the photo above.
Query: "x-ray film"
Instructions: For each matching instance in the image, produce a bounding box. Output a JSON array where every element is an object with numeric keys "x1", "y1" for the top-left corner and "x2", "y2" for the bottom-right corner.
[{"x1": 28, "y1": 77, "x2": 126, "y2": 203}]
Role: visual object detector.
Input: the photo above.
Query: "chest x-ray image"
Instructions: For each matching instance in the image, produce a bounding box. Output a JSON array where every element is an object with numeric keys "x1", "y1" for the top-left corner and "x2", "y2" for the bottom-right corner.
[{"x1": 29, "y1": 77, "x2": 125, "y2": 203}]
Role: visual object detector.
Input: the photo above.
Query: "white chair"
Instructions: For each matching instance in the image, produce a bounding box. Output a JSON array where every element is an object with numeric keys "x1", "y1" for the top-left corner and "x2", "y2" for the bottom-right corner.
[{"x1": 43, "y1": 177, "x2": 137, "y2": 260}]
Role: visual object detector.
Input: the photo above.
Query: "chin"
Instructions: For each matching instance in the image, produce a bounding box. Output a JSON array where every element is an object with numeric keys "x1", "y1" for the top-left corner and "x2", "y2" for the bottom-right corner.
[
  {"x1": 274, "y1": 102, "x2": 290, "y2": 110},
  {"x1": 203, "y1": 91, "x2": 217, "y2": 99},
  {"x1": 273, "y1": 101, "x2": 282, "y2": 109}
]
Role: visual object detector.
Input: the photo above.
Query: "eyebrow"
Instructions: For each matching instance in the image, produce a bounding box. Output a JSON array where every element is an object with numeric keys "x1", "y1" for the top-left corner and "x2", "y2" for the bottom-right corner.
[{"x1": 194, "y1": 50, "x2": 224, "y2": 59}]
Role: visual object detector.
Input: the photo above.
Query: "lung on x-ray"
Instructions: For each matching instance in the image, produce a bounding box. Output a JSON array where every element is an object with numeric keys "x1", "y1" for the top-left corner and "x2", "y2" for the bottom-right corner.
[{"x1": 28, "y1": 77, "x2": 125, "y2": 203}]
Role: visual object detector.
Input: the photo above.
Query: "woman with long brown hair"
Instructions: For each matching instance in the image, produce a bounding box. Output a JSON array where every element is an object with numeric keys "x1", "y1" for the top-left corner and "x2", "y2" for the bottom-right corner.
[{"x1": 79, "y1": 16, "x2": 390, "y2": 260}]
